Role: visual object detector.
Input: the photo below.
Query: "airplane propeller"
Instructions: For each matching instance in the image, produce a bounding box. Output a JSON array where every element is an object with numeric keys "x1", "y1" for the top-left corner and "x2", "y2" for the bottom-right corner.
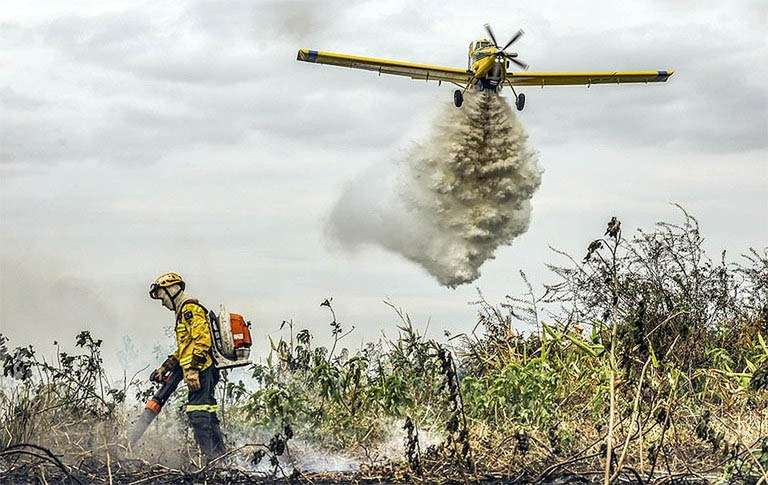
[
  {"x1": 484, "y1": 23, "x2": 499, "y2": 47},
  {"x1": 484, "y1": 23, "x2": 529, "y2": 70}
]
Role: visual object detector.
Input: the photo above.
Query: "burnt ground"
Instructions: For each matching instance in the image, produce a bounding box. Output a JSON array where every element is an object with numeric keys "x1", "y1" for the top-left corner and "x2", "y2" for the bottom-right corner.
[
  {"x1": 0, "y1": 444, "x2": 719, "y2": 484},
  {"x1": 0, "y1": 456, "x2": 714, "y2": 485}
]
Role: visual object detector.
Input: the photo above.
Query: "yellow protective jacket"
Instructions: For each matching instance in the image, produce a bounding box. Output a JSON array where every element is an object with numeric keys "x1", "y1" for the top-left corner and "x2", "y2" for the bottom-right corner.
[{"x1": 173, "y1": 299, "x2": 213, "y2": 373}]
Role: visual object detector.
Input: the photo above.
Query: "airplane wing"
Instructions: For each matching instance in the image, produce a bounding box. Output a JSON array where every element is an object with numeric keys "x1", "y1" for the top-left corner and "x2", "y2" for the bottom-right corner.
[
  {"x1": 507, "y1": 70, "x2": 673, "y2": 86},
  {"x1": 297, "y1": 49, "x2": 473, "y2": 85}
]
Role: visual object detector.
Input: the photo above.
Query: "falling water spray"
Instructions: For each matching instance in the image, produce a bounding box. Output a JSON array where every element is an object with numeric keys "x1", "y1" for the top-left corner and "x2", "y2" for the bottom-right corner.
[{"x1": 328, "y1": 91, "x2": 542, "y2": 287}]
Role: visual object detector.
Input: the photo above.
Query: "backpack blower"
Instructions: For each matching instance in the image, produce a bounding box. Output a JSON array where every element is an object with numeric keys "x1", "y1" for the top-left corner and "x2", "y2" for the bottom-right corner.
[{"x1": 130, "y1": 305, "x2": 252, "y2": 446}]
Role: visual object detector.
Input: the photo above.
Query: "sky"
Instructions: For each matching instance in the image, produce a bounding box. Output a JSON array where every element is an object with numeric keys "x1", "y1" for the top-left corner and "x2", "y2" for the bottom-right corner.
[{"x1": 1, "y1": 0, "x2": 766, "y2": 373}]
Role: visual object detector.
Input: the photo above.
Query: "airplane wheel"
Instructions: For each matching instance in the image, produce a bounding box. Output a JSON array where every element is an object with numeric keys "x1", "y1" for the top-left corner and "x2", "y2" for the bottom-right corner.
[
  {"x1": 454, "y1": 90, "x2": 463, "y2": 108},
  {"x1": 516, "y1": 93, "x2": 526, "y2": 111}
]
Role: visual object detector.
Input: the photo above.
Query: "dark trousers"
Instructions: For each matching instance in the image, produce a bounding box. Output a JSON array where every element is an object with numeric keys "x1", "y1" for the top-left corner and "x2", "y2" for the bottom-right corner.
[{"x1": 186, "y1": 366, "x2": 225, "y2": 461}]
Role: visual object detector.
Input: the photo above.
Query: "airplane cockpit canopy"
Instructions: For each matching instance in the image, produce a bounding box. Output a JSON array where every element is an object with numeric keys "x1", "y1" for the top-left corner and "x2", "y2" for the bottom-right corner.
[
  {"x1": 469, "y1": 39, "x2": 493, "y2": 53},
  {"x1": 469, "y1": 39, "x2": 495, "y2": 64}
]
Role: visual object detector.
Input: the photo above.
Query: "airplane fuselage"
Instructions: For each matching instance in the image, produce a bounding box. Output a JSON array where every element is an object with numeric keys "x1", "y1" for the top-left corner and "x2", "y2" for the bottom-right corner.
[{"x1": 468, "y1": 39, "x2": 509, "y2": 90}]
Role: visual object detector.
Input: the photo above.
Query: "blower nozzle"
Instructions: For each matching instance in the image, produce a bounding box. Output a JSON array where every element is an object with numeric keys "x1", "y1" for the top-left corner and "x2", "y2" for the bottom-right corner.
[{"x1": 129, "y1": 366, "x2": 183, "y2": 446}]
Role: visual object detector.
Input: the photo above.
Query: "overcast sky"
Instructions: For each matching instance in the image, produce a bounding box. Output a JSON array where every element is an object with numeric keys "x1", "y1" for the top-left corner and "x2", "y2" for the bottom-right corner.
[{"x1": 1, "y1": 0, "x2": 766, "y2": 373}]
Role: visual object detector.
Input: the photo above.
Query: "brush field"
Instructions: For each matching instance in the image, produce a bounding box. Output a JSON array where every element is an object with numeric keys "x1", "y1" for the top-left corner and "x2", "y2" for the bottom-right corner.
[{"x1": 1, "y1": 210, "x2": 766, "y2": 484}]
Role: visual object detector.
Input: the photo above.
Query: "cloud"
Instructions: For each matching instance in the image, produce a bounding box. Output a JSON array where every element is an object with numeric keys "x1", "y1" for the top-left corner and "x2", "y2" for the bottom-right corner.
[
  {"x1": 1, "y1": 0, "x2": 429, "y2": 169},
  {"x1": 519, "y1": 23, "x2": 768, "y2": 152},
  {"x1": 39, "y1": 0, "x2": 363, "y2": 86},
  {"x1": 0, "y1": 87, "x2": 45, "y2": 111},
  {"x1": 3, "y1": 0, "x2": 763, "y2": 172}
]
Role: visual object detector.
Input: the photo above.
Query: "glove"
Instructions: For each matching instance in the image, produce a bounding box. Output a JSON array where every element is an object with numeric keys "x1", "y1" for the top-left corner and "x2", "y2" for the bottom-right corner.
[
  {"x1": 150, "y1": 355, "x2": 179, "y2": 383},
  {"x1": 185, "y1": 369, "x2": 201, "y2": 392}
]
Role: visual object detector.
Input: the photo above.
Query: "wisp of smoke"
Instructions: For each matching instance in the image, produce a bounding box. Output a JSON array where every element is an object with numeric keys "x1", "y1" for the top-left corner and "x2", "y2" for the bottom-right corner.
[{"x1": 327, "y1": 91, "x2": 542, "y2": 287}]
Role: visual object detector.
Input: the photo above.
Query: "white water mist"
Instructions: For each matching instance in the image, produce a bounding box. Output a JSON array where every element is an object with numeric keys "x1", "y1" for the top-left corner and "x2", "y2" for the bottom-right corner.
[{"x1": 328, "y1": 91, "x2": 542, "y2": 287}]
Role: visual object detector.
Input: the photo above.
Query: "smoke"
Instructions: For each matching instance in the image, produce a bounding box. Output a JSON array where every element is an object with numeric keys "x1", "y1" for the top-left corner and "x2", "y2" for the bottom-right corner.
[
  {"x1": 0, "y1": 258, "x2": 114, "y2": 343},
  {"x1": 225, "y1": 420, "x2": 442, "y2": 474},
  {"x1": 327, "y1": 91, "x2": 542, "y2": 287}
]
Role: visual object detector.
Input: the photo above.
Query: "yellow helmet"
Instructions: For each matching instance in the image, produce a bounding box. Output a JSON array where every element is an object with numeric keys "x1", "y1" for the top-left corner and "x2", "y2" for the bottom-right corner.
[{"x1": 149, "y1": 272, "x2": 186, "y2": 299}]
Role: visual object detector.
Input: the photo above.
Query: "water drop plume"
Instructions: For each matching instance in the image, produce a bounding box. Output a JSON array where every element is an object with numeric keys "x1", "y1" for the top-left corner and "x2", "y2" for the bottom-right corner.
[{"x1": 328, "y1": 91, "x2": 542, "y2": 287}]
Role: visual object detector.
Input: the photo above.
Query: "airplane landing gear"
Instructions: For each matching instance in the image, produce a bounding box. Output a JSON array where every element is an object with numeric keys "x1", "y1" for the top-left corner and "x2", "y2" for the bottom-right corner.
[
  {"x1": 454, "y1": 89, "x2": 463, "y2": 108},
  {"x1": 515, "y1": 92, "x2": 526, "y2": 111}
]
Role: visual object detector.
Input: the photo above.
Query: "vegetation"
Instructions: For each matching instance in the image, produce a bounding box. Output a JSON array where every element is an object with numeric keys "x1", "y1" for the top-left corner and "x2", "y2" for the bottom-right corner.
[{"x1": 1, "y1": 208, "x2": 766, "y2": 483}]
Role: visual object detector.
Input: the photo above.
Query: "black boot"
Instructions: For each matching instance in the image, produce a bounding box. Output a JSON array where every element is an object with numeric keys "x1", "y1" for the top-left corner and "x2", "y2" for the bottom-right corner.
[
  {"x1": 209, "y1": 413, "x2": 226, "y2": 457},
  {"x1": 188, "y1": 411, "x2": 226, "y2": 462}
]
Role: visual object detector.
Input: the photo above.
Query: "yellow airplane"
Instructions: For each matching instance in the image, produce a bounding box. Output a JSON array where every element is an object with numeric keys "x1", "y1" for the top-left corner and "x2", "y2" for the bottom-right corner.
[{"x1": 297, "y1": 24, "x2": 673, "y2": 110}]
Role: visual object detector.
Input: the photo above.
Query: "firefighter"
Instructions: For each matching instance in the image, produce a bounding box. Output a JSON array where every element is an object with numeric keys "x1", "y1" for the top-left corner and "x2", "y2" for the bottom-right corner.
[{"x1": 148, "y1": 272, "x2": 226, "y2": 461}]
